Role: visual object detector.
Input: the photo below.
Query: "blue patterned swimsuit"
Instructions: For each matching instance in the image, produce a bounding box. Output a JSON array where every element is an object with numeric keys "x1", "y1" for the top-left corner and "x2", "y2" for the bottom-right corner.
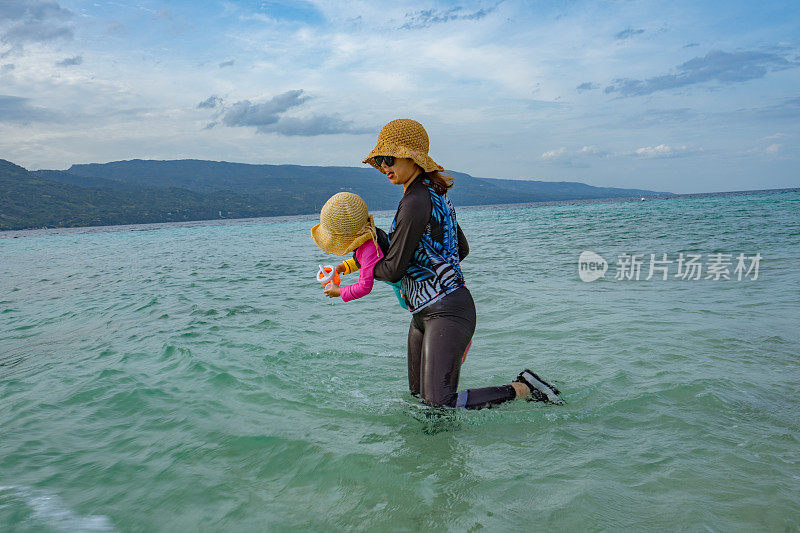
[
  {"x1": 372, "y1": 174, "x2": 523, "y2": 410},
  {"x1": 373, "y1": 176, "x2": 468, "y2": 313}
]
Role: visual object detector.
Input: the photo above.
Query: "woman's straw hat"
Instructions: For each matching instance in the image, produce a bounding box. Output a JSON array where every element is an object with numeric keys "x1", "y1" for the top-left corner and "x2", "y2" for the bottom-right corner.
[
  {"x1": 311, "y1": 192, "x2": 377, "y2": 256},
  {"x1": 363, "y1": 119, "x2": 444, "y2": 173}
]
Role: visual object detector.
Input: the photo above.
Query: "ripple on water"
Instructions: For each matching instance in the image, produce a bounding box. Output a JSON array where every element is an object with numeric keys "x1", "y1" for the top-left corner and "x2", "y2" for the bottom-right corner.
[
  {"x1": 0, "y1": 485, "x2": 116, "y2": 532},
  {"x1": 1, "y1": 191, "x2": 799, "y2": 530}
]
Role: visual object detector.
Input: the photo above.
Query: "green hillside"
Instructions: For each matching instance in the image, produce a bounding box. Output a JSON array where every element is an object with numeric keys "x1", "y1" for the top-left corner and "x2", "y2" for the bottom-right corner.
[
  {"x1": 65, "y1": 159, "x2": 668, "y2": 208},
  {"x1": 1, "y1": 160, "x2": 286, "y2": 230},
  {"x1": 1, "y1": 158, "x2": 671, "y2": 231}
]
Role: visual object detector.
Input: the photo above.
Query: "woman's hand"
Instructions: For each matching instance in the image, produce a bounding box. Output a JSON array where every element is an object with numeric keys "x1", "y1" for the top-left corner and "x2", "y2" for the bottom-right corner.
[{"x1": 324, "y1": 282, "x2": 341, "y2": 298}]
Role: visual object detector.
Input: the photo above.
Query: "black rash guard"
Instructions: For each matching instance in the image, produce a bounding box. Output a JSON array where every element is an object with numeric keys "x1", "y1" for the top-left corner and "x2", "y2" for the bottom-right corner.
[
  {"x1": 373, "y1": 175, "x2": 468, "y2": 286},
  {"x1": 372, "y1": 174, "x2": 517, "y2": 410}
]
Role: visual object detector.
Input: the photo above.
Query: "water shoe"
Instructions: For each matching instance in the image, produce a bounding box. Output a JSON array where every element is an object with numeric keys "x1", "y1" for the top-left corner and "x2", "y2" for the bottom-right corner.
[{"x1": 514, "y1": 369, "x2": 563, "y2": 404}]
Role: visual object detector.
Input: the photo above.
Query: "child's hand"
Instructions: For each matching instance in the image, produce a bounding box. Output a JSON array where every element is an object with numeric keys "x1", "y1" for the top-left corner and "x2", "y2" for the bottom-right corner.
[
  {"x1": 324, "y1": 282, "x2": 341, "y2": 298},
  {"x1": 335, "y1": 262, "x2": 347, "y2": 275}
]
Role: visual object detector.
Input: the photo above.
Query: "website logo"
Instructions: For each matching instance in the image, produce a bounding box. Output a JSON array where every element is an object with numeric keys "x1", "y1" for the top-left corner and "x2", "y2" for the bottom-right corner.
[
  {"x1": 578, "y1": 251, "x2": 608, "y2": 282},
  {"x1": 577, "y1": 251, "x2": 761, "y2": 282}
]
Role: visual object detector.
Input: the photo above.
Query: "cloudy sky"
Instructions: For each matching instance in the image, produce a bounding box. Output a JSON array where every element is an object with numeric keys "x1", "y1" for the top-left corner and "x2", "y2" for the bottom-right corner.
[{"x1": 1, "y1": 0, "x2": 798, "y2": 193}]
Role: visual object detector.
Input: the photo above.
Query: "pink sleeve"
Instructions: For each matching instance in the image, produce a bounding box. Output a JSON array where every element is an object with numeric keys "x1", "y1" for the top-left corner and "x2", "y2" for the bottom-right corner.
[{"x1": 340, "y1": 240, "x2": 384, "y2": 302}]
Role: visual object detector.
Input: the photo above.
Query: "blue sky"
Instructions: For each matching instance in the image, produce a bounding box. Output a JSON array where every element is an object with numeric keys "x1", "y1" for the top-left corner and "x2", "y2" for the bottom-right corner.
[{"x1": 1, "y1": 0, "x2": 798, "y2": 193}]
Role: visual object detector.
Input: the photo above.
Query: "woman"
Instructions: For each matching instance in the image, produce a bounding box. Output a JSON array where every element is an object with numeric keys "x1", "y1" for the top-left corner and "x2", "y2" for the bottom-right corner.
[{"x1": 362, "y1": 119, "x2": 562, "y2": 409}]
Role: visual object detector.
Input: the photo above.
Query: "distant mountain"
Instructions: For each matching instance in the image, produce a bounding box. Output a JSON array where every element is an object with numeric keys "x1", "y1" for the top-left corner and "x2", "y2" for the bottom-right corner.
[
  {"x1": 0, "y1": 158, "x2": 671, "y2": 231},
  {"x1": 0, "y1": 160, "x2": 287, "y2": 230},
  {"x1": 34, "y1": 169, "x2": 142, "y2": 191},
  {"x1": 65, "y1": 158, "x2": 668, "y2": 207},
  {"x1": 64, "y1": 159, "x2": 402, "y2": 213}
]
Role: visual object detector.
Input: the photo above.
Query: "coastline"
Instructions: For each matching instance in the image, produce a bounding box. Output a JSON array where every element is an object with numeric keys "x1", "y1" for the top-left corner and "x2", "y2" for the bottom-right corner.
[{"x1": 2, "y1": 187, "x2": 797, "y2": 239}]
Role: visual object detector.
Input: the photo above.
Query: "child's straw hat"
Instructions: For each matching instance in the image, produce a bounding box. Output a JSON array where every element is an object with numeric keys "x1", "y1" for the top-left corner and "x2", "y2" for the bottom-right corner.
[
  {"x1": 311, "y1": 192, "x2": 377, "y2": 256},
  {"x1": 363, "y1": 119, "x2": 445, "y2": 173}
]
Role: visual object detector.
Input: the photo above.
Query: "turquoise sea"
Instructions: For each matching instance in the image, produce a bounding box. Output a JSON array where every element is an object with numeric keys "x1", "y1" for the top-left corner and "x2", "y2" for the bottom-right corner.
[{"x1": 1, "y1": 190, "x2": 799, "y2": 531}]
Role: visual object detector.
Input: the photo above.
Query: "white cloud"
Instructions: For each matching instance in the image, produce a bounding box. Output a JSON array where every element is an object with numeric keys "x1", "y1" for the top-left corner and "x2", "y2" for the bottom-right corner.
[
  {"x1": 541, "y1": 143, "x2": 700, "y2": 163},
  {"x1": 628, "y1": 144, "x2": 695, "y2": 158},
  {"x1": 55, "y1": 54, "x2": 81, "y2": 66},
  {"x1": 0, "y1": 0, "x2": 798, "y2": 193},
  {"x1": 603, "y1": 50, "x2": 799, "y2": 97},
  {"x1": 745, "y1": 142, "x2": 784, "y2": 156},
  {"x1": 635, "y1": 144, "x2": 674, "y2": 156},
  {"x1": 540, "y1": 145, "x2": 608, "y2": 166},
  {"x1": 0, "y1": 0, "x2": 74, "y2": 49},
  {"x1": 541, "y1": 147, "x2": 567, "y2": 161}
]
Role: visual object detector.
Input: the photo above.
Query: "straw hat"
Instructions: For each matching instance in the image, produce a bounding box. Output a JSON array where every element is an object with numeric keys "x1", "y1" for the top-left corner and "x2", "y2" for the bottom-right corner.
[
  {"x1": 363, "y1": 119, "x2": 445, "y2": 173},
  {"x1": 311, "y1": 192, "x2": 378, "y2": 256}
]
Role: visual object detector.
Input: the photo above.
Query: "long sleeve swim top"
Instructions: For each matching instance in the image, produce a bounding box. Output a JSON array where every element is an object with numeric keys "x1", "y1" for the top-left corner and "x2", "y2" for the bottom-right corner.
[
  {"x1": 373, "y1": 175, "x2": 469, "y2": 312},
  {"x1": 340, "y1": 239, "x2": 383, "y2": 302}
]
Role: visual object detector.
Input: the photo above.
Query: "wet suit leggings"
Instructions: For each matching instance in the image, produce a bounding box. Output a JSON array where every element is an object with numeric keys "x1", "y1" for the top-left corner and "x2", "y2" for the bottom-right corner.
[{"x1": 407, "y1": 286, "x2": 517, "y2": 409}]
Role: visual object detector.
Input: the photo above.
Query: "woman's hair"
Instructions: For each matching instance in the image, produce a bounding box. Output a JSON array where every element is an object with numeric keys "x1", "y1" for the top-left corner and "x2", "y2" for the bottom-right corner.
[{"x1": 422, "y1": 170, "x2": 454, "y2": 195}]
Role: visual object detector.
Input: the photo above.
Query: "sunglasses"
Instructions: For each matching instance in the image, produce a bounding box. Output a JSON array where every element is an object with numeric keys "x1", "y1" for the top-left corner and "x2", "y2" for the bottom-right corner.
[{"x1": 373, "y1": 155, "x2": 395, "y2": 167}]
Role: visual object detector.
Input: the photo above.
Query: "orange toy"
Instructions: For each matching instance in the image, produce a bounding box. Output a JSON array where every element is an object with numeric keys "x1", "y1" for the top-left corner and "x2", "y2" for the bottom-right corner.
[{"x1": 316, "y1": 264, "x2": 341, "y2": 287}]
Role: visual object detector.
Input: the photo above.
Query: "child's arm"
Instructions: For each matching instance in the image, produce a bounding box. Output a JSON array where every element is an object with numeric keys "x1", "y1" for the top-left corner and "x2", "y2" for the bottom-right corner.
[
  {"x1": 323, "y1": 282, "x2": 340, "y2": 298},
  {"x1": 325, "y1": 255, "x2": 361, "y2": 298},
  {"x1": 337, "y1": 257, "x2": 359, "y2": 275},
  {"x1": 340, "y1": 241, "x2": 382, "y2": 302}
]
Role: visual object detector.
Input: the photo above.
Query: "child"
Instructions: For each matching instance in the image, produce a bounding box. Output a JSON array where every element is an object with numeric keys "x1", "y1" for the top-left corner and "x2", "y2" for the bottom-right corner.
[{"x1": 311, "y1": 192, "x2": 404, "y2": 306}]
